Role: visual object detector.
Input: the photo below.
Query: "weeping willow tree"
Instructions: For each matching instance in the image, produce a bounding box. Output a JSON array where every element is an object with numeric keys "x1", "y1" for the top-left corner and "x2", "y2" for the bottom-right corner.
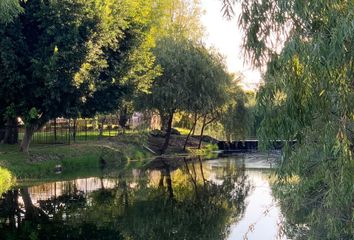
[
  {"x1": 222, "y1": 0, "x2": 353, "y2": 239},
  {"x1": 0, "y1": 0, "x2": 23, "y2": 23}
]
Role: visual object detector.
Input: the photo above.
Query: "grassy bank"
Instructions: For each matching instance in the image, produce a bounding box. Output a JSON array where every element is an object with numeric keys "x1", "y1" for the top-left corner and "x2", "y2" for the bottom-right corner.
[
  {"x1": 0, "y1": 132, "x2": 218, "y2": 184},
  {"x1": 0, "y1": 134, "x2": 152, "y2": 180}
]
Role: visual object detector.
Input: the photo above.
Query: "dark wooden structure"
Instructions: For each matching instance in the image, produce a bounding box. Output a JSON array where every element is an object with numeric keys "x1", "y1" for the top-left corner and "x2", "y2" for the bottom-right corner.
[{"x1": 217, "y1": 140, "x2": 296, "y2": 152}]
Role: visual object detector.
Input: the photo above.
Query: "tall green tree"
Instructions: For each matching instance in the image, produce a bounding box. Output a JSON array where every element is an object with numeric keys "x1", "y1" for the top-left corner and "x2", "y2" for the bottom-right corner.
[
  {"x1": 186, "y1": 49, "x2": 230, "y2": 149},
  {"x1": 0, "y1": 0, "x2": 98, "y2": 152},
  {"x1": 223, "y1": 0, "x2": 353, "y2": 238},
  {"x1": 141, "y1": 38, "x2": 194, "y2": 154},
  {"x1": 77, "y1": 0, "x2": 161, "y2": 118},
  {"x1": 139, "y1": 38, "x2": 230, "y2": 153},
  {"x1": 220, "y1": 79, "x2": 248, "y2": 142},
  {"x1": 0, "y1": 0, "x2": 161, "y2": 152},
  {"x1": 151, "y1": 0, "x2": 204, "y2": 42}
]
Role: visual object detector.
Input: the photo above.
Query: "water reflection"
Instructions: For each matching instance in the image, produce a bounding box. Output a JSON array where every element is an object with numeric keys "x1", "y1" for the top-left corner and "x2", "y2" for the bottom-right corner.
[{"x1": 0, "y1": 154, "x2": 288, "y2": 240}]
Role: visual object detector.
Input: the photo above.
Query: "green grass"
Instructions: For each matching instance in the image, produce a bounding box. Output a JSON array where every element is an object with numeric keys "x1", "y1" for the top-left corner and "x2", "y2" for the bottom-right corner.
[
  {"x1": 174, "y1": 127, "x2": 191, "y2": 135},
  {"x1": 0, "y1": 144, "x2": 99, "y2": 179},
  {"x1": 0, "y1": 131, "x2": 217, "y2": 185},
  {"x1": 0, "y1": 133, "x2": 152, "y2": 181}
]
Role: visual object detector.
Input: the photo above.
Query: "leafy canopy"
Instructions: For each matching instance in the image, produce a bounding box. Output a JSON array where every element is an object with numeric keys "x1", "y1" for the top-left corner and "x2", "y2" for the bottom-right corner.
[{"x1": 222, "y1": 0, "x2": 353, "y2": 239}]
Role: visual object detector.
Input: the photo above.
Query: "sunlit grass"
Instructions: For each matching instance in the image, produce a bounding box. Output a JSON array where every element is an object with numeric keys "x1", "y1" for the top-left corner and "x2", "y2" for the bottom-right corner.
[{"x1": 173, "y1": 127, "x2": 191, "y2": 135}]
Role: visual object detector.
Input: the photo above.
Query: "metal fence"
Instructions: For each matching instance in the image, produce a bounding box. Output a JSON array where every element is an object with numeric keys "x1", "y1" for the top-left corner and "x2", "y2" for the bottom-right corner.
[
  {"x1": 0, "y1": 117, "x2": 137, "y2": 145},
  {"x1": 23, "y1": 118, "x2": 123, "y2": 144},
  {"x1": 1, "y1": 113, "x2": 161, "y2": 145}
]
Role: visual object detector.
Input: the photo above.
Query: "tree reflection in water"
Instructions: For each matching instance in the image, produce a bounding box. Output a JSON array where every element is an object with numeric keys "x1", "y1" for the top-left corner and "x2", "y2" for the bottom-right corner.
[{"x1": 0, "y1": 156, "x2": 250, "y2": 240}]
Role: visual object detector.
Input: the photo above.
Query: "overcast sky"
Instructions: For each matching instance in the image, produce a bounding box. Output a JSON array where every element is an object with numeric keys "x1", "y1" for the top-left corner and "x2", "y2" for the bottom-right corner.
[{"x1": 200, "y1": 0, "x2": 261, "y2": 90}]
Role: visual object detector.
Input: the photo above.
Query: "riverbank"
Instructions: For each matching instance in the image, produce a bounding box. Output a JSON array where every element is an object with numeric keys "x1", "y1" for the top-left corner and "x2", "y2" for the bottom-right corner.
[{"x1": 0, "y1": 132, "x2": 217, "y2": 181}]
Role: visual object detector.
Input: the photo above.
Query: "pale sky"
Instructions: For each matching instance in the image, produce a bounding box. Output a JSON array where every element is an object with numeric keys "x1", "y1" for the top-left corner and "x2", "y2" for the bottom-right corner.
[{"x1": 200, "y1": 0, "x2": 262, "y2": 90}]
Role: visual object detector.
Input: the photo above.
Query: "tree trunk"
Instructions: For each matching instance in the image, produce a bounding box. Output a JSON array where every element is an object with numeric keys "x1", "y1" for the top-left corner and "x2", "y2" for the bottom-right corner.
[
  {"x1": 160, "y1": 112, "x2": 174, "y2": 154},
  {"x1": 73, "y1": 118, "x2": 77, "y2": 142},
  {"x1": 100, "y1": 177, "x2": 105, "y2": 190},
  {"x1": 2, "y1": 118, "x2": 18, "y2": 144},
  {"x1": 3, "y1": 189, "x2": 20, "y2": 228},
  {"x1": 198, "y1": 156, "x2": 206, "y2": 186},
  {"x1": 165, "y1": 165, "x2": 174, "y2": 199},
  {"x1": 183, "y1": 113, "x2": 198, "y2": 151},
  {"x1": 158, "y1": 173, "x2": 164, "y2": 187},
  {"x1": 21, "y1": 188, "x2": 36, "y2": 220},
  {"x1": 198, "y1": 115, "x2": 207, "y2": 149},
  {"x1": 21, "y1": 188, "x2": 48, "y2": 221},
  {"x1": 192, "y1": 125, "x2": 196, "y2": 136},
  {"x1": 119, "y1": 107, "x2": 128, "y2": 132},
  {"x1": 20, "y1": 124, "x2": 37, "y2": 153},
  {"x1": 159, "y1": 110, "x2": 169, "y2": 131},
  {"x1": 183, "y1": 158, "x2": 199, "y2": 199},
  {"x1": 98, "y1": 117, "x2": 106, "y2": 139}
]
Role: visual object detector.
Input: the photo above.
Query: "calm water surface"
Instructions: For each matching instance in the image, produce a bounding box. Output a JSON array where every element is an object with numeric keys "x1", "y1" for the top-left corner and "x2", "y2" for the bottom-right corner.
[{"x1": 0, "y1": 153, "x2": 289, "y2": 240}]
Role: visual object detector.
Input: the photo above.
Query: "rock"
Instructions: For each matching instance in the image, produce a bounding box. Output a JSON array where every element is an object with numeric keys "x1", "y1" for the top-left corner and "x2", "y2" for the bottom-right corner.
[
  {"x1": 150, "y1": 129, "x2": 166, "y2": 138},
  {"x1": 170, "y1": 128, "x2": 181, "y2": 135},
  {"x1": 150, "y1": 128, "x2": 180, "y2": 137},
  {"x1": 55, "y1": 164, "x2": 62, "y2": 174}
]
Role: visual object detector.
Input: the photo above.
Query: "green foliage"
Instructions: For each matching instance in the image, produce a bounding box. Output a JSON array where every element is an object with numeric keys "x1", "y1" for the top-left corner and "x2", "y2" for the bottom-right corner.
[
  {"x1": 3, "y1": 103, "x2": 16, "y2": 119},
  {"x1": 148, "y1": 38, "x2": 200, "y2": 114},
  {"x1": 220, "y1": 78, "x2": 249, "y2": 141},
  {"x1": 0, "y1": 0, "x2": 168, "y2": 151},
  {"x1": 189, "y1": 143, "x2": 219, "y2": 158},
  {"x1": 139, "y1": 37, "x2": 231, "y2": 124},
  {"x1": 224, "y1": 0, "x2": 354, "y2": 238},
  {"x1": 188, "y1": 48, "x2": 231, "y2": 119},
  {"x1": 0, "y1": 0, "x2": 99, "y2": 124},
  {"x1": 0, "y1": 0, "x2": 23, "y2": 23},
  {"x1": 78, "y1": 0, "x2": 162, "y2": 117},
  {"x1": 0, "y1": 167, "x2": 14, "y2": 195},
  {"x1": 151, "y1": 0, "x2": 205, "y2": 42}
]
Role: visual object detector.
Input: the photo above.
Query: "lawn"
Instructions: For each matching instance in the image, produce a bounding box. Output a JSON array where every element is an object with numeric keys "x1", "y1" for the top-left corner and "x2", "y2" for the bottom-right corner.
[{"x1": 0, "y1": 133, "x2": 152, "y2": 180}]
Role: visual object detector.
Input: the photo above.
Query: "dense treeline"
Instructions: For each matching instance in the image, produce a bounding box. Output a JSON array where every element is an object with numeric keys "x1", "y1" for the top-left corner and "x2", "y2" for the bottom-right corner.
[
  {"x1": 223, "y1": 0, "x2": 354, "y2": 239},
  {"x1": 0, "y1": 0, "x2": 249, "y2": 153}
]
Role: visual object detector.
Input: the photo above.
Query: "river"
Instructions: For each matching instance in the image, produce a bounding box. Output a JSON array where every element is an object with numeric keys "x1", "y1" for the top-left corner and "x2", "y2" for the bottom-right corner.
[{"x1": 0, "y1": 153, "x2": 290, "y2": 240}]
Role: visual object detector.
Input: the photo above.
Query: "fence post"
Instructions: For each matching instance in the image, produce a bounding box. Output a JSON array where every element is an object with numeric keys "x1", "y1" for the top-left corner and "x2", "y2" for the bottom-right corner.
[{"x1": 73, "y1": 118, "x2": 77, "y2": 142}]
